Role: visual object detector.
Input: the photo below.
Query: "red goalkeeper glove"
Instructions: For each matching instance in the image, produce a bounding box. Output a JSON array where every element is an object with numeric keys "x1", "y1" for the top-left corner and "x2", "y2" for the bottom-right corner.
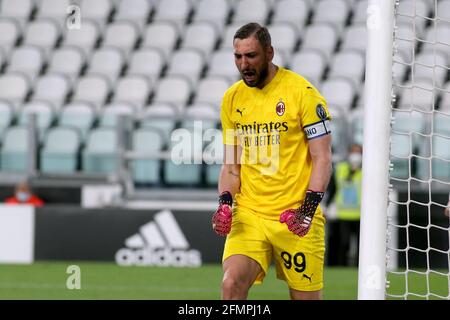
[
  {"x1": 279, "y1": 190, "x2": 324, "y2": 237},
  {"x1": 212, "y1": 191, "x2": 233, "y2": 237}
]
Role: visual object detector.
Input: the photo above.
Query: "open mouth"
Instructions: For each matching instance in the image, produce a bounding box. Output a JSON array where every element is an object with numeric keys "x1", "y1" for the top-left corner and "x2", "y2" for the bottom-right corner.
[{"x1": 243, "y1": 70, "x2": 257, "y2": 82}]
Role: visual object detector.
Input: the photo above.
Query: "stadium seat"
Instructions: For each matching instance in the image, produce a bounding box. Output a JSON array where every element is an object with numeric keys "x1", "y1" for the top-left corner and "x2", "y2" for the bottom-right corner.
[
  {"x1": 289, "y1": 49, "x2": 327, "y2": 87},
  {"x1": 391, "y1": 110, "x2": 427, "y2": 135},
  {"x1": 220, "y1": 23, "x2": 244, "y2": 50},
  {"x1": 273, "y1": 50, "x2": 287, "y2": 68},
  {"x1": 341, "y1": 23, "x2": 367, "y2": 54},
  {"x1": 0, "y1": 101, "x2": 14, "y2": 138},
  {"x1": 180, "y1": 22, "x2": 219, "y2": 58},
  {"x1": 0, "y1": 50, "x2": 4, "y2": 71},
  {"x1": 36, "y1": 0, "x2": 71, "y2": 31},
  {"x1": 58, "y1": 102, "x2": 96, "y2": 140},
  {"x1": 203, "y1": 128, "x2": 223, "y2": 185},
  {"x1": 152, "y1": 75, "x2": 192, "y2": 114},
  {"x1": 390, "y1": 133, "x2": 411, "y2": 180},
  {"x1": 392, "y1": 51, "x2": 409, "y2": 85},
  {"x1": 349, "y1": 107, "x2": 364, "y2": 145},
  {"x1": 86, "y1": 47, "x2": 124, "y2": 86},
  {"x1": 80, "y1": 0, "x2": 114, "y2": 32},
  {"x1": 422, "y1": 23, "x2": 450, "y2": 61},
  {"x1": 312, "y1": 0, "x2": 349, "y2": 32},
  {"x1": 127, "y1": 48, "x2": 165, "y2": 83},
  {"x1": 140, "y1": 103, "x2": 179, "y2": 144},
  {"x1": 114, "y1": 0, "x2": 153, "y2": 33},
  {"x1": 437, "y1": 1, "x2": 450, "y2": 29},
  {"x1": 268, "y1": 22, "x2": 298, "y2": 62},
  {"x1": 321, "y1": 78, "x2": 356, "y2": 112},
  {"x1": 411, "y1": 50, "x2": 448, "y2": 88},
  {"x1": 62, "y1": 20, "x2": 100, "y2": 58},
  {"x1": 22, "y1": 19, "x2": 60, "y2": 59},
  {"x1": 72, "y1": 75, "x2": 110, "y2": 111},
  {"x1": 0, "y1": 0, "x2": 34, "y2": 31},
  {"x1": 327, "y1": 105, "x2": 350, "y2": 159},
  {"x1": 152, "y1": 0, "x2": 192, "y2": 32},
  {"x1": 301, "y1": 23, "x2": 338, "y2": 60},
  {"x1": 0, "y1": 18, "x2": 21, "y2": 57},
  {"x1": 32, "y1": 74, "x2": 70, "y2": 110},
  {"x1": 131, "y1": 128, "x2": 164, "y2": 185},
  {"x1": 142, "y1": 21, "x2": 179, "y2": 60},
  {"x1": 102, "y1": 21, "x2": 139, "y2": 58},
  {"x1": 18, "y1": 101, "x2": 55, "y2": 140},
  {"x1": 430, "y1": 136, "x2": 450, "y2": 181},
  {"x1": 272, "y1": 0, "x2": 310, "y2": 33},
  {"x1": 398, "y1": 79, "x2": 436, "y2": 112},
  {"x1": 232, "y1": 0, "x2": 270, "y2": 25},
  {"x1": 0, "y1": 73, "x2": 30, "y2": 110},
  {"x1": 328, "y1": 50, "x2": 365, "y2": 89},
  {"x1": 47, "y1": 47, "x2": 85, "y2": 85},
  {"x1": 112, "y1": 75, "x2": 151, "y2": 113},
  {"x1": 440, "y1": 82, "x2": 450, "y2": 112},
  {"x1": 394, "y1": 22, "x2": 417, "y2": 63},
  {"x1": 432, "y1": 111, "x2": 450, "y2": 139},
  {"x1": 0, "y1": 126, "x2": 29, "y2": 172},
  {"x1": 99, "y1": 102, "x2": 135, "y2": 128},
  {"x1": 396, "y1": 0, "x2": 431, "y2": 36},
  {"x1": 391, "y1": 110, "x2": 428, "y2": 181},
  {"x1": 7, "y1": 46, "x2": 44, "y2": 83},
  {"x1": 207, "y1": 49, "x2": 240, "y2": 82},
  {"x1": 193, "y1": 76, "x2": 231, "y2": 108},
  {"x1": 181, "y1": 103, "x2": 219, "y2": 131},
  {"x1": 166, "y1": 48, "x2": 205, "y2": 85},
  {"x1": 40, "y1": 126, "x2": 81, "y2": 173},
  {"x1": 192, "y1": 0, "x2": 230, "y2": 33},
  {"x1": 351, "y1": 0, "x2": 368, "y2": 24},
  {"x1": 164, "y1": 128, "x2": 203, "y2": 186},
  {"x1": 82, "y1": 127, "x2": 118, "y2": 174}
]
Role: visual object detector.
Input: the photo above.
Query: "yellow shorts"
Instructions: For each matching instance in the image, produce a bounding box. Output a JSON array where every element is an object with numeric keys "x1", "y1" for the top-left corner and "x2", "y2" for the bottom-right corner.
[{"x1": 223, "y1": 207, "x2": 326, "y2": 291}]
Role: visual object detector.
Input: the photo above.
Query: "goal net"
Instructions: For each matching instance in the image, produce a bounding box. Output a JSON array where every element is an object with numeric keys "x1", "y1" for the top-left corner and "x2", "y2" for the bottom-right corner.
[
  {"x1": 358, "y1": 0, "x2": 449, "y2": 300},
  {"x1": 386, "y1": 0, "x2": 450, "y2": 300}
]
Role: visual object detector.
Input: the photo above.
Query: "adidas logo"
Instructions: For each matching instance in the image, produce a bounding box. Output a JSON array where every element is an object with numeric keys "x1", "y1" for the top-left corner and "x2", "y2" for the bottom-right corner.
[{"x1": 115, "y1": 209, "x2": 202, "y2": 267}]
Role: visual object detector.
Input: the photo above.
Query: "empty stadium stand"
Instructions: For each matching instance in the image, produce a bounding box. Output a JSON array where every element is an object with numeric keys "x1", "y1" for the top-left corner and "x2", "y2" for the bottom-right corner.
[{"x1": 0, "y1": 0, "x2": 448, "y2": 202}]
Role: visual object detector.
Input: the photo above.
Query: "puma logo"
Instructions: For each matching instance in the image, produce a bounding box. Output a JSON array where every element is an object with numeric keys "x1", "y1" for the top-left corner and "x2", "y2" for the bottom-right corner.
[
  {"x1": 236, "y1": 108, "x2": 245, "y2": 116},
  {"x1": 302, "y1": 273, "x2": 313, "y2": 283}
]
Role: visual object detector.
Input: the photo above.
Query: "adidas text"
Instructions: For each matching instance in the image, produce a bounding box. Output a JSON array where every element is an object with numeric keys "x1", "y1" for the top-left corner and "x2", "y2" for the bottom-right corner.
[{"x1": 115, "y1": 248, "x2": 202, "y2": 267}]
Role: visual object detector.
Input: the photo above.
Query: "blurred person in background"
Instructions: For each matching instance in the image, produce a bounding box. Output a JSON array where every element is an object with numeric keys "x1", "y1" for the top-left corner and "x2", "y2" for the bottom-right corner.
[
  {"x1": 334, "y1": 144, "x2": 363, "y2": 266},
  {"x1": 4, "y1": 181, "x2": 44, "y2": 207}
]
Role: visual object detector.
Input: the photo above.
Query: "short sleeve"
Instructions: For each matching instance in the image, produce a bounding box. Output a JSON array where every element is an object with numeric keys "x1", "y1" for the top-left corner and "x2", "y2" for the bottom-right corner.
[
  {"x1": 220, "y1": 90, "x2": 239, "y2": 146},
  {"x1": 300, "y1": 88, "x2": 332, "y2": 140}
]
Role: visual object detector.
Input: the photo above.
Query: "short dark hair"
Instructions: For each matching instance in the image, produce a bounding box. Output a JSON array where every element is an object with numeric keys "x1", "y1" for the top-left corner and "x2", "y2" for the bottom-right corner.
[{"x1": 233, "y1": 22, "x2": 271, "y2": 48}]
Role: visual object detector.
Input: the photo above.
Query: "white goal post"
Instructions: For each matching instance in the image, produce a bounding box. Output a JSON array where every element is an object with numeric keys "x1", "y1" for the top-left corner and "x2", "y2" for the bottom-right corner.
[{"x1": 358, "y1": 0, "x2": 395, "y2": 300}]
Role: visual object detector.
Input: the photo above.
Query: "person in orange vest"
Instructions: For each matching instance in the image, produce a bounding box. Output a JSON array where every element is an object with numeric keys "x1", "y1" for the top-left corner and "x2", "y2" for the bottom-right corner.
[
  {"x1": 335, "y1": 144, "x2": 363, "y2": 266},
  {"x1": 4, "y1": 181, "x2": 44, "y2": 207}
]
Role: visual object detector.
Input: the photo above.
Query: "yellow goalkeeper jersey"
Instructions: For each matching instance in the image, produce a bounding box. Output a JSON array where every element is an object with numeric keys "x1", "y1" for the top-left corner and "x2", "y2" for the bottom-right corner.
[{"x1": 220, "y1": 67, "x2": 331, "y2": 220}]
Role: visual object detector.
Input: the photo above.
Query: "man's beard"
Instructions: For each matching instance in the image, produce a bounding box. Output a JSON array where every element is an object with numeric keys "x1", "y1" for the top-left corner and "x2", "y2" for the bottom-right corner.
[{"x1": 242, "y1": 64, "x2": 269, "y2": 88}]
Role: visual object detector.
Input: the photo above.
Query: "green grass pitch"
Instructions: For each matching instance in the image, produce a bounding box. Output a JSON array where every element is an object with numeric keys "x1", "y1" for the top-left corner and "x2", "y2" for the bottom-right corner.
[{"x1": 0, "y1": 262, "x2": 447, "y2": 299}]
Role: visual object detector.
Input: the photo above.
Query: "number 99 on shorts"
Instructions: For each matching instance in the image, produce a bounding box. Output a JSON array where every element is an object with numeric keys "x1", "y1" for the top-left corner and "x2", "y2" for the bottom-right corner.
[{"x1": 280, "y1": 251, "x2": 306, "y2": 273}]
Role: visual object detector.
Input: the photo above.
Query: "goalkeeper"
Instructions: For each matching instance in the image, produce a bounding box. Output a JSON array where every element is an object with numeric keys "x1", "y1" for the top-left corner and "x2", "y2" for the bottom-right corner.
[{"x1": 212, "y1": 23, "x2": 332, "y2": 300}]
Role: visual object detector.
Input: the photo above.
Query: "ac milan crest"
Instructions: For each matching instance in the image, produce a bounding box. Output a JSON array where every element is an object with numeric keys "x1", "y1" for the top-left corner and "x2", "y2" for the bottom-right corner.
[{"x1": 276, "y1": 99, "x2": 285, "y2": 116}]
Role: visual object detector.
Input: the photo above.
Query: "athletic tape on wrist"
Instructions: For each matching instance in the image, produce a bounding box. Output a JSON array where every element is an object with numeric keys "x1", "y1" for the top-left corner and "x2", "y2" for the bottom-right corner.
[
  {"x1": 218, "y1": 191, "x2": 233, "y2": 207},
  {"x1": 301, "y1": 190, "x2": 324, "y2": 217}
]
